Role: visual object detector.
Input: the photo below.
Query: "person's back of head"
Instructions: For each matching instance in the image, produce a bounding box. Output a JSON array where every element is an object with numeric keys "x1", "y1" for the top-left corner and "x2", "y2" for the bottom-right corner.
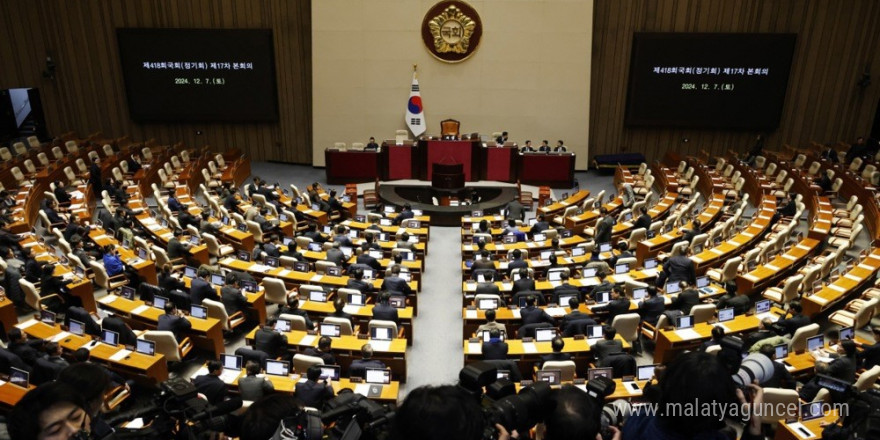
[
  {"x1": 759, "y1": 343, "x2": 775, "y2": 360},
  {"x1": 520, "y1": 268, "x2": 530, "y2": 279},
  {"x1": 207, "y1": 360, "x2": 223, "y2": 375},
  {"x1": 604, "y1": 325, "x2": 616, "y2": 341},
  {"x1": 390, "y1": 385, "x2": 483, "y2": 440},
  {"x1": 73, "y1": 347, "x2": 90, "y2": 363},
  {"x1": 240, "y1": 394, "x2": 303, "y2": 440},
  {"x1": 197, "y1": 268, "x2": 209, "y2": 279},
  {"x1": 658, "y1": 351, "x2": 737, "y2": 437},
  {"x1": 559, "y1": 271, "x2": 569, "y2": 282},
  {"x1": 568, "y1": 296, "x2": 580, "y2": 310},
  {"x1": 526, "y1": 295, "x2": 536, "y2": 307},
  {"x1": 551, "y1": 336, "x2": 564, "y2": 353},
  {"x1": 647, "y1": 286, "x2": 658, "y2": 297},
  {"x1": 318, "y1": 336, "x2": 332, "y2": 351},
  {"x1": 245, "y1": 360, "x2": 260, "y2": 377},
  {"x1": 842, "y1": 339, "x2": 857, "y2": 358},
  {"x1": 543, "y1": 385, "x2": 601, "y2": 440},
  {"x1": 379, "y1": 291, "x2": 391, "y2": 304},
  {"x1": 7, "y1": 327, "x2": 22, "y2": 343},
  {"x1": 489, "y1": 328, "x2": 501, "y2": 340},
  {"x1": 485, "y1": 309, "x2": 496, "y2": 323},
  {"x1": 362, "y1": 343, "x2": 374, "y2": 360},
  {"x1": 512, "y1": 249, "x2": 521, "y2": 260},
  {"x1": 711, "y1": 326, "x2": 725, "y2": 341},
  {"x1": 306, "y1": 364, "x2": 321, "y2": 382},
  {"x1": 334, "y1": 297, "x2": 345, "y2": 313},
  {"x1": 391, "y1": 265, "x2": 401, "y2": 276},
  {"x1": 789, "y1": 301, "x2": 803, "y2": 314}
]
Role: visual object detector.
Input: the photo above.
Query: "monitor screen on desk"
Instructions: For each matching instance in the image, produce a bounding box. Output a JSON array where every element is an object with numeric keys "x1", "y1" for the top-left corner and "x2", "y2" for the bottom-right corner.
[
  {"x1": 582, "y1": 267, "x2": 598, "y2": 278},
  {"x1": 632, "y1": 288, "x2": 647, "y2": 301},
  {"x1": 839, "y1": 326, "x2": 854, "y2": 341},
  {"x1": 319, "y1": 365, "x2": 341, "y2": 381},
  {"x1": 237, "y1": 223, "x2": 248, "y2": 232},
  {"x1": 675, "y1": 315, "x2": 694, "y2": 330},
  {"x1": 138, "y1": 248, "x2": 148, "y2": 260},
  {"x1": 548, "y1": 270, "x2": 564, "y2": 282},
  {"x1": 637, "y1": 364, "x2": 657, "y2": 381},
  {"x1": 717, "y1": 308, "x2": 735, "y2": 322},
  {"x1": 541, "y1": 250, "x2": 554, "y2": 260},
  {"x1": 237, "y1": 250, "x2": 250, "y2": 261},
  {"x1": 477, "y1": 298, "x2": 498, "y2": 310},
  {"x1": 191, "y1": 305, "x2": 207, "y2": 319},
  {"x1": 222, "y1": 354, "x2": 242, "y2": 371},
  {"x1": 596, "y1": 291, "x2": 611, "y2": 304},
  {"x1": 294, "y1": 262, "x2": 310, "y2": 273},
  {"x1": 807, "y1": 335, "x2": 824, "y2": 351},
  {"x1": 101, "y1": 329, "x2": 119, "y2": 346},
  {"x1": 755, "y1": 299, "x2": 771, "y2": 314},
  {"x1": 211, "y1": 274, "x2": 225, "y2": 286},
  {"x1": 68, "y1": 319, "x2": 85, "y2": 336},
  {"x1": 153, "y1": 295, "x2": 168, "y2": 309},
  {"x1": 184, "y1": 266, "x2": 197, "y2": 278},
  {"x1": 536, "y1": 370, "x2": 561, "y2": 385},
  {"x1": 587, "y1": 325, "x2": 604, "y2": 339},
  {"x1": 571, "y1": 247, "x2": 586, "y2": 257},
  {"x1": 615, "y1": 263, "x2": 629, "y2": 274},
  {"x1": 380, "y1": 218, "x2": 393, "y2": 226},
  {"x1": 240, "y1": 280, "x2": 258, "y2": 293},
  {"x1": 535, "y1": 328, "x2": 557, "y2": 342},
  {"x1": 665, "y1": 281, "x2": 682, "y2": 295},
  {"x1": 533, "y1": 233, "x2": 546, "y2": 242},
  {"x1": 692, "y1": 244, "x2": 703, "y2": 254},
  {"x1": 120, "y1": 286, "x2": 136, "y2": 300},
  {"x1": 9, "y1": 367, "x2": 28, "y2": 388},
  {"x1": 348, "y1": 293, "x2": 366, "y2": 306},
  {"x1": 265, "y1": 257, "x2": 279, "y2": 268},
  {"x1": 320, "y1": 323, "x2": 341, "y2": 338},
  {"x1": 371, "y1": 326, "x2": 392, "y2": 341},
  {"x1": 800, "y1": 402, "x2": 824, "y2": 421},
  {"x1": 308, "y1": 242, "x2": 322, "y2": 252},
  {"x1": 481, "y1": 330, "x2": 505, "y2": 342},
  {"x1": 599, "y1": 243, "x2": 612, "y2": 253},
  {"x1": 40, "y1": 310, "x2": 56, "y2": 325},
  {"x1": 326, "y1": 266, "x2": 342, "y2": 277},
  {"x1": 775, "y1": 344, "x2": 788, "y2": 360},
  {"x1": 643, "y1": 258, "x2": 658, "y2": 270},
  {"x1": 136, "y1": 339, "x2": 155, "y2": 356},
  {"x1": 309, "y1": 290, "x2": 327, "y2": 302},
  {"x1": 587, "y1": 367, "x2": 613, "y2": 381},
  {"x1": 389, "y1": 296, "x2": 406, "y2": 309},
  {"x1": 362, "y1": 269, "x2": 374, "y2": 280},
  {"x1": 365, "y1": 368, "x2": 391, "y2": 384},
  {"x1": 369, "y1": 250, "x2": 384, "y2": 259},
  {"x1": 266, "y1": 360, "x2": 289, "y2": 376},
  {"x1": 696, "y1": 276, "x2": 709, "y2": 289},
  {"x1": 558, "y1": 293, "x2": 577, "y2": 306},
  {"x1": 274, "y1": 319, "x2": 291, "y2": 333}
]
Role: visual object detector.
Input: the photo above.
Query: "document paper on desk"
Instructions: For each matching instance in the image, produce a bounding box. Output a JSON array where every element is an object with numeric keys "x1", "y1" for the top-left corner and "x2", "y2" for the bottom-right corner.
[
  {"x1": 131, "y1": 305, "x2": 151, "y2": 315},
  {"x1": 522, "y1": 343, "x2": 538, "y2": 354},
  {"x1": 354, "y1": 384, "x2": 372, "y2": 397},
  {"x1": 545, "y1": 307, "x2": 566, "y2": 317},
  {"x1": 468, "y1": 342, "x2": 482, "y2": 354},
  {"x1": 50, "y1": 331, "x2": 71, "y2": 342},
  {"x1": 786, "y1": 422, "x2": 815, "y2": 439},
  {"x1": 109, "y1": 349, "x2": 132, "y2": 362},
  {"x1": 465, "y1": 310, "x2": 478, "y2": 319},
  {"x1": 98, "y1": 295, "x2": 119, "y2": 305},
  {"x1": 298, "y1": 335, "x2": 317, "y2": 346},
  {"x1": 371, "y1": 341, "x2": 392, "y2": 352},
  {"x1": 673, "y1": 328, "x2": 702, "y2": 340},
  {"x1": 16, "y1": 319, "x2": 39, "y2": 329}
]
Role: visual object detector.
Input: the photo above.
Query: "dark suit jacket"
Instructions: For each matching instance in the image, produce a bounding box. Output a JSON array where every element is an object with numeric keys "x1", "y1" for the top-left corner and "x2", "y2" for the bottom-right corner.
[
  {"x1": 508, "y1": 258, "x2": 528, "y2": 272},
  {"x1": 54, "y1": 187, "x2": 72, "y2": 205},
  {"x1": 220, "y1": 287, "x2": 249, "y2": 315},
  {"x1": 762, "y1": 361, "x2": 796, "y2": 389},
  {"x1": 552, "y1": 284, "x2": 581, "y2": 304},
  {"x1": 512, "y1": 278, "x2": 536, "y2": 295},
  {"x1": 304, "y1": 348, "x2": 337, "y2": 366},
  {"x1": 592, "y1": 298, "x2": 631, "y2": 322},
  {"x1": 775, "y1": 313, "x2": 811, "y2": 336},
  {"x1": 394, "y1": 210, "x2": 414, "y2": 226},
  {"x1": 372, "y1": 303, "x2": 399, "y2": 324},
  {"x1": 157, "y1": 314, "x2": 192, "y2": 342},
  {"x1": 540, "y1": 352, "x2": 573, "y2": 367},
  {"x1": 482, "y1": 341, "x2": 509, "y2": 360},
  {"x1": 471, "y1": 259, "x2": 495, "y2": 272},
  {"x1": 102, "y1": 316, "x2": 137, "y2": 347},
  {"x1": 167, "y1": 238, "x2": 188, "y2": 260},
  {"x1": 671, "y1": 289, "x2": 700, "y2": 315},
  {"x1": 664, "y1": 255, "x2": 696, "y2": 285},
  {"x1": 828, "y1": 356, "x2": 857, "y2": 383},
  {"x1": 638, "y1": 297, "x2": 665, "y2": 325},
  {"x1": 381, "y1": 276, "x2": 412, "y2": 296},
  {"x1": 593, "y1": 339, "x2": 624, "y2": 367},
  {"x1": 193, "y1": 374, "x2": 228, "y2": 404},
  {"x1": 476, "y1": 282, "x2": 501, "y2": 297},
  {"x1": 859, "y1": 342, "x2": 880, "y2": 369},
  {"x1": 295, "y1": 379, "x2": 335, "y2": 408},
  {"x1": 349, "y1": 359, "x2": 386, "y2": 377},
  {"x1": 190, "y1": 278, "x2": 219, "y2": 305},
  {"x1": 560, "y1": 311, "x2": 595, "y2": 333},
  {"x1": 520, "y1": 306, "x2": 554, "y2": 326},
  {"x1": 634, "y1": 214, "x2": 652, "y2": 232},
  {"x1": 346, "y1": 279, "x2": 373, "y2": 294},
  {"x1": 253, "y1": 327, "x2": 286, "y2": 358},
  {"x1": 356, "y1": 254, "x2": 382, "y2": 272},
  {"x1": 506, "y1": 201, "x2": 526, "y2": 221},
  {"x1": 595, "y1": 216, "x2": 615, "y2": 244}
]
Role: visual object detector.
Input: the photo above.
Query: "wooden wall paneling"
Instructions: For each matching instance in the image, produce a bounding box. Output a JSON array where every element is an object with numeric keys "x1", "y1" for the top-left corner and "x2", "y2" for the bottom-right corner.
[
  {"x1": 591, "y1": 0, "x2": 880, "y2": 166},
  {"x1": 0, "y1": 0, "x2": 312, "y2": 165}
]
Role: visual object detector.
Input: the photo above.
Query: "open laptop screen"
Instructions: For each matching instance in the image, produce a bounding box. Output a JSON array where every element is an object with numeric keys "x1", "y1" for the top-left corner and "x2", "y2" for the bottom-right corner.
[{"x1": 365, "y1": 368, "x2": 391, "y2": 384}]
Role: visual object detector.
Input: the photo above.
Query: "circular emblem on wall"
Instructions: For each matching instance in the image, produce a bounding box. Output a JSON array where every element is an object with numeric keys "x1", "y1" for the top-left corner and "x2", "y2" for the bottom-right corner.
[{"x1": 421, "y1": 1, "x2": 483, "y2": 63}]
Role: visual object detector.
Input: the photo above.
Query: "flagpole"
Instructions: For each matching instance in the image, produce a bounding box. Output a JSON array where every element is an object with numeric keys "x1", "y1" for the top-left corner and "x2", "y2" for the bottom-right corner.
[{"x1": 413, "y1": 64, "x2": 418, "y2": 78}]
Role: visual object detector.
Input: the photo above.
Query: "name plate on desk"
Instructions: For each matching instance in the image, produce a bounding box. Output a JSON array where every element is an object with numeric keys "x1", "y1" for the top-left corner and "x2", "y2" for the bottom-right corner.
[
  {"x1": 299, "y1": 335, "x2": 317, "y2": 346},
  {"x1": 131, "y1": 305, "x2": 150, "y2": 315},
  {"x1": 371, "y1": 340, "x2": 392, "y2": 352}
]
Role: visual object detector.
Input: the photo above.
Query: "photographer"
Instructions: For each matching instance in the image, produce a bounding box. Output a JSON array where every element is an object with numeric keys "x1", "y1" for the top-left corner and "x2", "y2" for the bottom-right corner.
[
  {"x1": 538, "y1": 385, "x2": 618, "y2": 440},
  {"x1": 390, "y1": 385, "x2": 517, "y2": 440},
  {"x1": 57, "y1": 363, "x2": 115, "y2": 438},
  {"x1": 294, "y1": 365, "x2": 335, "y2": 408},
  {"x1": 622, "y1": 351, "x2": 764, "y2": 440},
  {"x1": 8, "y1": 382, "x2": 91, "y2": 440}
]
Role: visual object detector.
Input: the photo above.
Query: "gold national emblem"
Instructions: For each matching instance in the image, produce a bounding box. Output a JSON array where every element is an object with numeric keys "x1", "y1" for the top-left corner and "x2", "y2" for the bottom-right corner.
[{"x1": 421, "y1": 1, "x2": 482, "y2": 63}]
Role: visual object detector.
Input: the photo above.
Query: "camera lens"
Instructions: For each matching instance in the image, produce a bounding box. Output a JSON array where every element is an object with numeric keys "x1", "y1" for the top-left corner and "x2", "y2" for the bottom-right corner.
[{"x1": 732, "y1": 353, "x2": 774, "y2": 387}]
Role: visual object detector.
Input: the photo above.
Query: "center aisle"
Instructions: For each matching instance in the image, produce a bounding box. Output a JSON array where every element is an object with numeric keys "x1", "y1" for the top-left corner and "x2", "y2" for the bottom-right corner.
[{"x1": 400, "y1": 226, "x2": 464, "y2": 398}]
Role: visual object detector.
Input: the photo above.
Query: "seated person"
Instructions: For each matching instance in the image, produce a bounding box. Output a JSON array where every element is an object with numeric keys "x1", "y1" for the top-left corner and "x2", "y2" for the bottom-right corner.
[
  {"x1": 593, "y1": 326, "x2": 623, "y2": 367},
  {"x1": 254, "y1": 318, "x2": 287, "y2": 359},
  {"x1": 193, "y1": 360, "x2": 229, "y2": 405},
  {"x1": 638, "y1": 286, "x2": 665, "y2": 326},
  {"x1": 304, "y1": 336, "x2": 337, "y2": 365},
  {"x1": 476, "y1": 309, "x2": 507, "y2": 336},
  {"x1": 561, "y1": 297, "x2": 595, "y2": 334},
  {"x1": 511, "y1": 268, "x2": 536, "y2": 296},
  {"x1": 481, "y1": 328, "x2": 509, "y2": 360},
  {"x1": 239, "y1": 360, "x2": 275, "y2": 401},
  {"x1": 276, "y1": 295, "x2": 315, "y2": 329},
  {"x1": 520, "y1": 295, "x2": 555, "y2": 326},
  {"x1": 590, "y1": 285, "x2": 630, "y2": 322},
  {"x1": 551, "y1": 272, "x2": 580, "y2": 304},
  {"x1": 157, "y1": 302, "x2": 192, "y2": 342},
  {"x1": 294, "y1": 365, "x2": 335, "y2": 408},
  {"x1": 773, "y1": 301, "x2": 810, "y2": 336},
  {"x1": 372, "y1": 292, "x2": 399, "y2": 324},
  {"x1": 669, "y1": 281, "x2": 700, "y2": 315},
  {"x1": 757, "y1": 344, "x2": 796, "y2": 390},
  {"x1": 857, "y1": 326, "x2": 880, "y2": 369},
  {"x1": 349, "y1": 343, "x2": 387, "y2": 377},
  {"x1": 382, "y1": 265, "x2": 413, "y2": 296},
  {"x1": 540, "y1": 337, "x2": 573, "y2": 367}
]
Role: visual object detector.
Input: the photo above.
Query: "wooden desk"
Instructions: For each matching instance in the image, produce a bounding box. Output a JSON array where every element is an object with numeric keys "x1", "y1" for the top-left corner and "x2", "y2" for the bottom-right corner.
[
  {"x1": 244, "y1": 328, "x2": 408, "y2": 382},
  {"x1": 299, "y1": 300, "x2": 414, "y2": 344},
  {"x1": 736, "y1": 238, "x2": 820, "y2": 295},
  {"x1": 774, "y1": 410, "x2": 838, "y2": 440},
  {"x1": 636, "y1": 194, "x2": 725, "y2": 264},
  {"x1": 0, "y1": 298, "x2": 18, "y2": 340},
  {"x1": 96, "y1": 294, "x2": 224, "y2": 356},
  {"x1": 17, "y1": 319, "x2": 169, "y2": 384},
  {"x1": 802, "y1": 248, "x2": 880, "y2": 317},
  {"x1": 88, "y1": 228, "x2": 158, "y2": 285},
  {"x1": 128, "y1": 200, "x2": 211, "y2": 264},
  {"x1": 0, "y1": 381, "x2": 34, "y2": 411},
  {"x1": 691, "y1": 199, "x2": 776, "y2": 273},
  {"x1": 538, "y1": 190, "x2": 591, "y2": 218},
  {"x1": 22, "y1": 237, "x2": 96, "y2": 313}
]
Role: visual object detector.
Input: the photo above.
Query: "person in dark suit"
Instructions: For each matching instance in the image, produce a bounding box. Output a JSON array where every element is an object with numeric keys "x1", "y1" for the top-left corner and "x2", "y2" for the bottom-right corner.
[
  {"x1": 475, "y1": 271, "x2": 501, "y2": 298},
  {"x1": 393, "y1": 203, "x2": 414, "y2": 226},
  {"x1": 638, "y1": 286, "x2": 665, "y2": 326},
  {"x1": 189, "y1": 268, "x2": 219, "y2": 306},
  {"x1": 858, "y1": 327, "x2": 880, "y2": 369},
  {"x1": 496, "y1": 131, "x2": 509, "y2": 144},
  {"x1": 395, "y1": 232, "x2": 416, "y2": 251},
  {"x1": 43, "y1": 200, "x2": 68, "y2": 226},
  {"x1": 89, "y1": 157, "x2": 103, "y2": 198},
  {"x1": 593, "y1": 326, "x2": 624, "y2": 367},
  {"x1": 609, "y1": 240, "x2": 633, "y2": 268},
  {"x1": 538, "y1": 140, "x2": 552, "y2": 152},
  {"x1": 304, "y1": 336, "x2": 337, "y2": 365},
  {"x1": 530, "y1": 214, "x2": 550, "y2": 236},
  {"x1": 777, "y1": 193, "x2": 797, "y2": 218},
  {"x1": 126, "y1": 152, "x2": 143, "y2": 173},
  {"x1": 681, "y1": 219, "x2": 701, "y2": 244},
  {"x1": 325, "y1": 242, "x2": 347, "y2": 270},
  {"x1": 346, "y1": 268, "x2": 374, "y2": 294},
  {"x1": 159, "y1": 263, "x2": 186, "y2": 293},
  {"x1": 670, "y1": 281, "x2": 701, "y2": 315},
  {"x1": 327, "y1": 189, "x2": 345, "y2": 219},
  {"x1": 744, "y1": 318, "x2": 778, "y2": 352},
  {"x1": 471, "y1": 250, "x2": 495, "y2": 274},
  {"x1": 101, "y1": 314, "x2": 137, "y2": 347},
  {"x1": 520, "y1": 140, "x2": 535, "y2": 153},
  {"x1": 53, "y1": 180, "x2": 72, "y2": 206},
  {"x1": 773, "y1": 301, "x2": 810, "y2": 337},
  {"x1": 560, "y1": 297, "x2": 595, "y2": 334},
  {"x1": 157, "y1": 302, "x2": 192, "y2": 342},
  {"x1": 372, "y1": 292, "x2": 399, "y2": 324},
  {"x1": 239, "y1": 360, "x2": 275, "y2": 401},
  {"x1": 520, "y1": 295, "x2": 555, "y2": 326},
  {"x1": 381, "y1": 266, "x2": 412, "y2": 297},
  {"x1": 633, "y1": 206, "x2": 652, "y2": 232},
  {"x1": 552, "y1": 272, "x2": 580, "y2": 304},
  {"x1": 329, "y1": 297, "x2": 352, "y2": 322},
  {"x1": 511, "y1": 268, "x2": 536, "y2": 297},
  {"x1": 591, "y1": 286, "x2": 631, "y2": 323},
  {"x1": 815, "y1": 170, "x2": 833, "y2": 192},
  {"x1": 220, "y1": 273, "x2": 248, "y2": 316},
  {"x1": 507, "y1": 249, "x2": 528, "y2": 272},
  {"x1": 757, "y1": 344, "x2": 796, "y2": 389},
  {"x1": 539, "y1": 337, "x2": 573, "y2": 368},
  {"x1": 827, "y1": 340, "x2": 858, "y2": 384},
  {"x1": 276, "y1": 296, "x2": 314, "y2": 329},
  {"x1": 349, "y1": 344, "x2": 387, "y2": 377},
  {"x1": 303, "y1": 223, "x2": 327, "y2": 243},
  {"x1": 7, "y1": 327, "x2": 45, "y2": 366},
  {"x1": 193, "y1": 360, "x2": 229, "y2": 405},
  {"x1": 365, "y1": 137, "x2": 379, "y2": 151},
  {"x1": 355, "y1": 243, "x2": 382, "y2": 272},
  {"x1": 166, "y1": 194, "x2": 185, "y2": 213},
  {"x1": 254, "y1": 319, "x2": 286, "y2": 359},
  {"x1": 554, "y1": 140, "x2": 567, "y2": 152},
  {"x1": 820, "y1": 144, "x2": 839, "y2": 163},
  {"x1": 481, "y1": 328, "x2": 509, "y2": 360},
  {"x1": 663, "y1": 246, "x2": 696, "y2": 286},
  {"x1": 590, "y1": 272, "x2": 614, "y2": 301},
  {"x1": 699, "y1": 326, "x2": 726, "y2": 352},
  {"x1": 167, "y1": 230, "x2": 190, "y2": 260},
  {"x1": 44, "y1": 342, "x2": 69, "y2": 369},
  {"x1": 505, "y1": 199, "x2": 526, "y2": 222},
  {"x1": 295, "y1": 365, "x2": 335, "y2": 408},
  {"x1": 594, "y1": 207, "x2": 614, "y2": 244},
  {"x1": 262, "y1": 235, "x2": 282, "y2": 258}
]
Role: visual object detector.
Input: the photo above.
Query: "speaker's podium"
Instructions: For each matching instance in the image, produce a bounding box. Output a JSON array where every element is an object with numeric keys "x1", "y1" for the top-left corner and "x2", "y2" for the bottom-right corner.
[{"x1": 431, "y1": 163, "x2": 465, "y2": 190}]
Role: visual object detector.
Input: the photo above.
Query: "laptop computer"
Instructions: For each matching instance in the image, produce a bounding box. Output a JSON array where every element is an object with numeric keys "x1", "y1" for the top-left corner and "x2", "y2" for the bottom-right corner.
[
  {"x1": 240, "y1": 280, "x2": 258, "y2": 293},
  {"x1": 800, "y1": 402, "x2": 825, "y2": 422},
  {"x1": 135, "y1": 339, "x2": 156, "y2": 356},
  {"x1": 481, "y1": 330, "x2": 506, "y2": 342},
  {"x1": 665, "y1": 281, "x2": 682, "y2": 295},
  {"x1": 675, "y1": 315, "x2": 694, "y2": 330},
  {"x1": 68, "y1": 319, "x2": 85, "y2": 336},
  {"x1": 755, "y1": 299, "x2": 771, "y2": 315},
  {"x1": 274, "y1": 319, "x2": 291, "y2": 333},
  {"x1": 101, "y1": 329, "x2": 120, "y2": 346},
  {"x1": 582, "y1": 267, "x2": 598, "y2": 278},
  {"x1": 595, "y1": 291, "x2": 611, "y2": 304},
  {"x1": 9, "y1": 367, "x2": 29, "y2": 388},
  {"x1": 120, "y1": 286, "x2": 136, "y2": 300},
  {"x1": 571, "y1": 246, "x2": 586, "y2": 257},
  {"x1": 548, "y1": 270, "x2": 564, "y2": 282},
  {"x1": 40, "y1": 310, "x2": 56, "y2": 325},
  {"x1": 558, "y1": 293, "x2": 578, "y2": 306},
  {"x1": 696, "y1": 276, "x2": 713, "y2": 294},
  {"x1": 371, "y1": 326, "x2": 393, "y2": 341},
  {"x1": 153, "y1": 295, "x2": 168, "y2": 309},
  {"x1": 775, "y1": 344, "x2": 789, "y2": 359},
  {"x1": 190, "y1": 305, "x2": 208, "y2": 319},
  {"x1": 319, "y1": 365, "x2": 341, "y2": 381},
  {"x1": 264, "y1": 256, "x2": 279, "y2": 268},
  {"x1": 840, "y1": 326, "x2": 855, "y2": 341},
  {"x1": 637, "y1": 364, "x2": 658, "y2": 381},
  {"x1": 211, "y1": 274, "x2": 225, "y2": 286},
  {"x1": 599, "y1": 243, "x2": 612, "y2": 253},
  {"x1": 309, "y1": 290, "x2": 328, "y2": 302},
  {"x1": 615, "y1": 263, "x2": 629, "y2": 275},
  {"x1": 326, "y1": 266, "x2": 342, "y2": 277},
  {"x1": 320, "y1": 323, "x2": 341, "y2": 337},
  {"x1": 536, "y1": 370, "x2": 562, "y2": 385},
  {"x1": 807, "y1": 335, "x2": 824, "y2": 351},
  {"x1": 348, "y1": 293, "x2": 366, "y2": 306},
  {"x1": 644, "y1": 258, "x2": 658, "y2": 270},
  {"x1": 389, "y1": 296, "x2": 406, "y2": 309},
  {"x1": 365, "y1": 368, "x2": 392, "y2": 384},
  {"x1": 535, "y1": 328, "x2": 557, "y2": 342},
  {"x1": 587, "y1": 367, "x2": 613, "y2": 381},
  {"x1": 632, "y1": 288, "x2": 648, "y2": 301},
  {"x1": 587, "y1": 325, "x2": 604, "y2": 339},
  {"x1": 717, "y1": 307, "x2": 735, "y2": 323},
  {"x1": 184, "y1": 266, "x2": 197, "y2": 278},
  {"x1": 293, "y1": 262, "x2": 310, "y2": 273},
  {"x1": 266, "y1": 360, "x2": 290, "y2": 377},
  {"x1": 533, "y1": 233, "x2": 546, "y2": 242}
]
